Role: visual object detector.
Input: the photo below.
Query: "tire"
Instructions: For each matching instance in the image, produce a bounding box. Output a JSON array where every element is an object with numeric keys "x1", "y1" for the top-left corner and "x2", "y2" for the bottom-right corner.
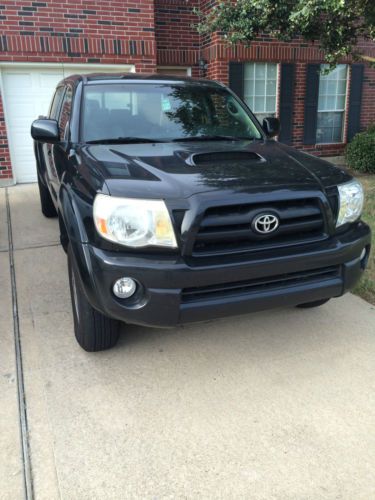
[
  {"x1": 37, "y1": 174, "x2": 57, "y2": 218},
  {"x1": 296, "y1": 298, "x2": 330, "y2": 309},
  {"x1": 67, "y1": 245, "x2": 121, "y2": 351}
]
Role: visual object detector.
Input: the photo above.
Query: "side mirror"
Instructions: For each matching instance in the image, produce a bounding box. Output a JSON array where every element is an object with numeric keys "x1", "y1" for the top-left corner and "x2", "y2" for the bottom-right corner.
[
  {"x1": 31, "y1": 119, "x2": 60, "y2": 143},
  {"x1": 262, "y1": 117, "x2": 280, "y2": 138}
]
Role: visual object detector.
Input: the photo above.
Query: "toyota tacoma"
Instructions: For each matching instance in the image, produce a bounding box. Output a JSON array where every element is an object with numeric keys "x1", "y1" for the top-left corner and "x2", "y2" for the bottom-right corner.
[{"x1": 31, "y1": 74, "x2": 371, "y2": 351}]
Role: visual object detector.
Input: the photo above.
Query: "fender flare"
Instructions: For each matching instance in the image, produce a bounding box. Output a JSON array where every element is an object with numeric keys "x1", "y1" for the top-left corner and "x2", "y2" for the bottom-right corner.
[{"x1": 59, "y1": 186, "x2": 103, "y2": 311}]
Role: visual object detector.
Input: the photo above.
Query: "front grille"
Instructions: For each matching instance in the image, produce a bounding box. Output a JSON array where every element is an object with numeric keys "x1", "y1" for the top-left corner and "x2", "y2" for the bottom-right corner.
[
  {"x1": 192, "y1": 198, "x2": 326, "y2": 257},
  {"x1": 181, "y1": 265, "x2": 341, "y2": 303}
]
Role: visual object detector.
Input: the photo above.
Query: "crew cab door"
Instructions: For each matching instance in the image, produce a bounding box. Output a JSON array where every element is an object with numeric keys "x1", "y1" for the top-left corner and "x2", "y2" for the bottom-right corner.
[{"x1": 45, "y1": 85, "x2": 73, "y2": 199}]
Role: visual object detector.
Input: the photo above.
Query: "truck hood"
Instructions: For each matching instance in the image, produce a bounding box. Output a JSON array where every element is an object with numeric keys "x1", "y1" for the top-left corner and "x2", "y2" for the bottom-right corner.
[{"x1": 79, "y1": 139, "x2": 352, "y2": 199}]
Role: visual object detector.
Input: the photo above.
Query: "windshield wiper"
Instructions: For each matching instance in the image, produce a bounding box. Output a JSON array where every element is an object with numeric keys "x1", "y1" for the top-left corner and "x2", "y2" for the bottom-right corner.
[
  {"x1": 172, "y1": 135, "x2": 253, "y2": 142},
  {"x1": 86, "y1": 137, "x2": 166, "y2": 144}
]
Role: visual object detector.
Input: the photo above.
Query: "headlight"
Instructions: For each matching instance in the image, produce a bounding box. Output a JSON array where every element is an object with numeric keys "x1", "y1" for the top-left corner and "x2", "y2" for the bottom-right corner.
[
  {"x1": 93, "y1": 194, "x2": 177, "y2": 248},
  {"x1": 336, "y1": 179, "x2": 364, "y2": 227}
]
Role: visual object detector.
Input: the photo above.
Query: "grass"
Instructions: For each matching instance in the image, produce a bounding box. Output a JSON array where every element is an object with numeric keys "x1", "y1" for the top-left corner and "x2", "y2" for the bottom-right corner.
[{"x1": 351, "y1": 173, "x2": 375, "y2": 304}]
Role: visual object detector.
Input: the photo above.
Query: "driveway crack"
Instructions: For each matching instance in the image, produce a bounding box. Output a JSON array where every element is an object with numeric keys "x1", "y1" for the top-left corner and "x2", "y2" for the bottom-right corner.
[{"x1": 6, "y1": 187, "x2": 34, "y2": 500}]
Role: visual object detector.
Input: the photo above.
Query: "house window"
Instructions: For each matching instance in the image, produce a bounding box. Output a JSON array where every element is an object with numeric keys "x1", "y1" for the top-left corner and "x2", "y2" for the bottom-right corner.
[
  {"x1": 316, "y1": 64, "x2": 348, "y2": 143},
  {"x1": 243, "y1": 63, "x2": 278, "y2": 123}
]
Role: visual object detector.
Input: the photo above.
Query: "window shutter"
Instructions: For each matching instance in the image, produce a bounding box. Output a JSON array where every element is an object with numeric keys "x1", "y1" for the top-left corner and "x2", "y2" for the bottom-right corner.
[
  {"x1": 303, "y1": 64, "x2": 320, "y2": 145},
  {"x1": 229, "y1": 62, "x2": 244, "y2": 99},
  {"x1": 279, "y1": 63, "x2": 295, "y2": 145},
  {"x1": 347, "y1": 64, "x2": 364, "y2": 141}
]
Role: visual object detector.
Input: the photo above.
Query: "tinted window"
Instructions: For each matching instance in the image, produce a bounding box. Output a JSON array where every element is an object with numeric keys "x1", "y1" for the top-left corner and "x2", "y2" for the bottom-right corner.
[
  {"x1": 49, "y1": 87, "x2": 65, "y2": 120},
  {"x1": 81, "y1": 83, "x2": 262, "y2": 142},
  {"x1": 58, "y1": 86, "x2": 72, "y2": 139}
]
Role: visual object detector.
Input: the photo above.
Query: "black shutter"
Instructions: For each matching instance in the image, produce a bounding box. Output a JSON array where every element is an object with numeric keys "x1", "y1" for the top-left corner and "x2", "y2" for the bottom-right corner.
[
  {"x1": 278, "y1": 63, "x2": 295, "y2": 144},
  {"x1": 347, "y1": 64, "x2": 364, "y2": 141},
  {"x1": 229, "y1": 62, "x2": 244, "y2": 99},
  {"x1": 303, "y1": 64, "x2": 320, "y2": 145}
]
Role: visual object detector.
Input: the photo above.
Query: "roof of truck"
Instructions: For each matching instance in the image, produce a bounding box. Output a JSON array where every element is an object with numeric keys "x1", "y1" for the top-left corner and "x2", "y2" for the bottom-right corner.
[{"x1": 57, "y1": 73, "x2": 222, "y2": 87}]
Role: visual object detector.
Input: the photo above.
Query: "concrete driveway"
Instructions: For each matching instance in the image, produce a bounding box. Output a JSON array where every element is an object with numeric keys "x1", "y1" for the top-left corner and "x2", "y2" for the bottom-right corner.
[{"x1": 2, "y1": 184, "x2": 375, "y2": 499}]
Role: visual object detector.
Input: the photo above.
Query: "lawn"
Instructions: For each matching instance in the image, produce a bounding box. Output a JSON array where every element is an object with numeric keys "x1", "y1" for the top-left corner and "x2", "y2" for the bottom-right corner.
[{"x1": 352, "y1": 173, "x2": 375, "y2": 304}]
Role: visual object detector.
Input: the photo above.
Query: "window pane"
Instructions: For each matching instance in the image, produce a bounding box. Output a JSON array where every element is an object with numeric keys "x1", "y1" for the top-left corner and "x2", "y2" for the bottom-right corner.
[
  {"x1": 317, "y1": 112, "x2": 343, "y2": 143},
  {"x1": 337, "y1": 80, "x2": 347, "y2": 94},
  {"x1": 332, "y1": 127, "x2": 342, "y2": 142},
  {"x1": 267, "y1": 64, "x2": 277, "y2": 79},
  {"x1": 255, "y1": 63, "x2": 266, "y2": 79},
  {"x1": 266, "y1": 97, "x2": 276, "y2": 112},
  {"x1": 318, "y1": 95, "x2": 327, "y2": 111},
  {"x1": 244, "y1": 95, "x2": 254, "y2": 109},
  {"x1": 254, "y1": 96, "x2": 265, "y2": 112},
  {"x1": 266, "y1": 80, "x2": 276, "y2": 95},
  {"x1": 255, "y1": 80, "x2": 264, "y2": 95},
  {"x1": 336, "y1": 95, "x2": 346, "y2": 110},
  {"x1": 319, "y1": 80, "x2": 328, "y2": 95},
  {"x1": 326, "y1": 95, "x2": 336, "y2": 110},
  {"x1": 337, "y1": 64, "x2": 348, "y2": 79},
  {"x1": 244, "y1": 64, "x2": 254, "y2": 79},
  {"x1": 327, "y1": 80, "x2": 337, "y2": 94}
]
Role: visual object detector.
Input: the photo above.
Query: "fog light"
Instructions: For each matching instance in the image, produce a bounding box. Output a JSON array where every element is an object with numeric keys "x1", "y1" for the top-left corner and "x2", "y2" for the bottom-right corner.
[
  {"x1": 360, "y1": 248, "x2": 366, "y2": 261},
  {"x1": 113, "y1": 277, "x2": 137, "y2": 299}
]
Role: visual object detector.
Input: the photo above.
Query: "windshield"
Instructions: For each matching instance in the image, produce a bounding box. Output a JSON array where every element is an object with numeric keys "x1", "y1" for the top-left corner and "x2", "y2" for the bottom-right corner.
[{"x1": 81, "y1": 83, "x2": 263, "y2": 143}]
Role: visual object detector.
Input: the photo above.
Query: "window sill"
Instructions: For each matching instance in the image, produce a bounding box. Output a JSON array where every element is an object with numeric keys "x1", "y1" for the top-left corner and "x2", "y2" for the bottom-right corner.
[{"x1": 315, "y1": 142, "x2": 346, "y2": 146}]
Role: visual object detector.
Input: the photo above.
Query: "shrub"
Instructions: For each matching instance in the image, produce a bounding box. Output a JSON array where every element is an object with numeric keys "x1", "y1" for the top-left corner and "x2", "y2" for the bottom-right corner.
[{"x1": 346, "y1": 126, "x2": 375, "y2": 174}]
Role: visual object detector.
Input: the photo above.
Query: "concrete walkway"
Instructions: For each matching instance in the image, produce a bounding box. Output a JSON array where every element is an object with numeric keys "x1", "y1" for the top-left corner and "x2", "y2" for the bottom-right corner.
[{"x1": 1, "y1": 184, "x2": 375, "y2": 499}]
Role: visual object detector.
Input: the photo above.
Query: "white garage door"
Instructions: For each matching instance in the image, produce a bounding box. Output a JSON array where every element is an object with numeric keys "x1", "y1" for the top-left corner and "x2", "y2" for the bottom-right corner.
[{"x1": 1, "y1": 64, "x2": 133, "y2": 183}]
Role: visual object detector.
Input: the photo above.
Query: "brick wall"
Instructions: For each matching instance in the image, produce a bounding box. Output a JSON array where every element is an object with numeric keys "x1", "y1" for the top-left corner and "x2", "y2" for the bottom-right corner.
[
  {"x1": 154, "y1": 0, "x2": 200, "y2": 76},
  {"x1": 0, "y1": 0, "x2": 157, "y2": 69}
]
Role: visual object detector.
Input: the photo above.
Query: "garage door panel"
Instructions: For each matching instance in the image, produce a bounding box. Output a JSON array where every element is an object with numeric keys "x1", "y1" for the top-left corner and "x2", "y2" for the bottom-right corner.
[
  {"x1": 1, "y1": 65, "x2": 130, "y2": 183},
  {"x1": 3, "y1": 73, "x2": 32, "y2": 93},
  {"x1": 38, "y1": 73, "x2": 65, "y2": 87}
]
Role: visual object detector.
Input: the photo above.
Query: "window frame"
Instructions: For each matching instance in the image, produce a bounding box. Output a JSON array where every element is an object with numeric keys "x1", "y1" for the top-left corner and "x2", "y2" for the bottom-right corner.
[
  {"x1": 243, "y1": 62, "x2": 279, "y2": 123},
  {"x1": 316, "y1": 64, "x2": 349, "y2": 145}
]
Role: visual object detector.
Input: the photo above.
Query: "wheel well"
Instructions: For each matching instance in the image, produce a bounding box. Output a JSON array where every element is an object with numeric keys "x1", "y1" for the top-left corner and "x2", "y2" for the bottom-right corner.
[{"x1": 58, "y1": 211, "x2": 69, "y2": 252}]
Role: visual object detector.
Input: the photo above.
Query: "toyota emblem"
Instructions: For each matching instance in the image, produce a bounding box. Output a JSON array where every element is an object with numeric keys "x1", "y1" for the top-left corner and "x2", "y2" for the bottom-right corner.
[{"x1": 252, "y1": 213, "x2": 279, "y2": 234}]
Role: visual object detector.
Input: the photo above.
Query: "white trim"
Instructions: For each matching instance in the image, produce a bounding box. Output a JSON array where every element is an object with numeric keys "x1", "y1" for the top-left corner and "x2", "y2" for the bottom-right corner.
[{"x1": 0, "y1": 61, "x2": 135, "y2": 72}]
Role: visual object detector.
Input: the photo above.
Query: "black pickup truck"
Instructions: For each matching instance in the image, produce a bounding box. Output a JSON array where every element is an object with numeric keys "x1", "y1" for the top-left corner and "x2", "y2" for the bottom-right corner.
[{"x1": 31, "y1": 74, "x2": 371, "y2": 351}]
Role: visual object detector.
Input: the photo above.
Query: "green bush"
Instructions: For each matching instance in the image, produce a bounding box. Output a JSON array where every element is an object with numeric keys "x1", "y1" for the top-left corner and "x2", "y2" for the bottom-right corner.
[{"x1": 346, "y1": 126, "x2": 375, "y2": 174}]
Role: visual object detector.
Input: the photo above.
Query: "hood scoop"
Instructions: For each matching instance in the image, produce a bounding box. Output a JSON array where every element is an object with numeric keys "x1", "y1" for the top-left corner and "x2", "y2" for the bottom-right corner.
[{"x1": 190, "y1": 150, "x2": 264, "y2": 166}]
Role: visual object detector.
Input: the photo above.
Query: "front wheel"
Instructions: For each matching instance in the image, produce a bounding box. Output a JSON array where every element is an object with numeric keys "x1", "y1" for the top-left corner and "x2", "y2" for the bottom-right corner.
[
  {"x1": 67, "y1": 245, "x2": 121, "y2": 351},
  {"x1": 296, "y1": 298, "x2": 330, "y2": 309}
]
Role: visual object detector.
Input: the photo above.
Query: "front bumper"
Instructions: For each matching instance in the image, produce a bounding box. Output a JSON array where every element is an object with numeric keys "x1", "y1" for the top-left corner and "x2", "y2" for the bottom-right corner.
[{"x1": 76, "y1": 221, "x2": 371, "y2": 327}]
